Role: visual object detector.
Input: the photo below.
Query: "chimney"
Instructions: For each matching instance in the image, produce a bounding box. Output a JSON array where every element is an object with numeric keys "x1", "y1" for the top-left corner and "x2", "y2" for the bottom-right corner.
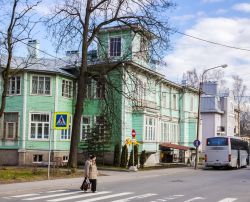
[{"x1": 27, "y1": 40, "x2": 39, "y2": 59}]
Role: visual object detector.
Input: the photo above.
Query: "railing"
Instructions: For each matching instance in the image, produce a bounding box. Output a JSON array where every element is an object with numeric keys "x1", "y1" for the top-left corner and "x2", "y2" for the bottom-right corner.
[{"x1": 133, "y1": 99, "x2": 158, "y2": 109}]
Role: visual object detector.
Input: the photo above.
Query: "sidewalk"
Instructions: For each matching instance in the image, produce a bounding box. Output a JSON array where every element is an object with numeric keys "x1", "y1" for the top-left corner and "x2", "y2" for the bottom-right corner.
[{"x1": 0, "y1": 167, "x2": 195, "y2": 196}]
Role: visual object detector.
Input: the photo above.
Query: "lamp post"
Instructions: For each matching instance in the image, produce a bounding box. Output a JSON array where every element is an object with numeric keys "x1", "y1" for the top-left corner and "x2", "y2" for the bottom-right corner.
[{"x1": 194, "y1": 64, "x2": 227, "y2": 170}]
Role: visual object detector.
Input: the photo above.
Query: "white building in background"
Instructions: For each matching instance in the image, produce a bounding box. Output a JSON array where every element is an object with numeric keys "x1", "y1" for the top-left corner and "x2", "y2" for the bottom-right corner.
[{"x1": 200, "y1": 81, "x2": 240, "y2": 151}]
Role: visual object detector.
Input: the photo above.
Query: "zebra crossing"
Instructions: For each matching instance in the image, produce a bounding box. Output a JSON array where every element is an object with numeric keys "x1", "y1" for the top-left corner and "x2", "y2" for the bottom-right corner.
[{"x1": 1, "y1": 189, "x2": 239, "y2": 202}]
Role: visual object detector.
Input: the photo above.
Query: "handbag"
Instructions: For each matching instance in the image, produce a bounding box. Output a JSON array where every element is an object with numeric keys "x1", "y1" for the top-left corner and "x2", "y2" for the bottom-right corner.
[{"x1": 80, "y1": 177, "x2": 90, "y2": 191}]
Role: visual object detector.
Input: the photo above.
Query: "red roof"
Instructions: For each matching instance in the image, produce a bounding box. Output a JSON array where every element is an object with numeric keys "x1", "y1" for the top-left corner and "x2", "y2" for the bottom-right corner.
[{"x1": 160, "y1": 143, "x2": 192, "y2": 151}]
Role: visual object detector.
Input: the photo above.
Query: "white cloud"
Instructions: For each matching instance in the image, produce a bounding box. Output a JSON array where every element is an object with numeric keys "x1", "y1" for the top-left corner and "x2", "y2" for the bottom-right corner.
[
  {"x1": 233, "y1": 3, "x2": 250, "y2": 13},
  {"x1": 163, "y1": 17, "x2": 250, "y2": 90}
]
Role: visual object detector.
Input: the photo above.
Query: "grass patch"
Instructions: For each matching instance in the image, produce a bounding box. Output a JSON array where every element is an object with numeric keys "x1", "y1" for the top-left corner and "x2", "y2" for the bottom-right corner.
[{"x1": 0, "y1": 167, "x2": 83, "y2": 184}]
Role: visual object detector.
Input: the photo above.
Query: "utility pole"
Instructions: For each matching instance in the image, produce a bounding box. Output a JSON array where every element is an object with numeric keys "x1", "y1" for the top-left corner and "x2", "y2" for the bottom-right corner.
[{"x1": 194, "y1": 64, "x2": 227, "y2": 170}]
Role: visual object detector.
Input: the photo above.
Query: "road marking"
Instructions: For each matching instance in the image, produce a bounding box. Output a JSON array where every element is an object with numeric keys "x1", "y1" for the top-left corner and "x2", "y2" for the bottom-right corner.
[
  {"x1": 12, "y1": 193, "x2": 40, "y2": 198},
  {"x1": 22, "y1": 191, "x2": 83, "y2": 200},
  {"x1": 47, "y1": 191, "x2": 111, "y2": 202},
  {"x1": 111, "y1": 193, "x2": 157, "y2": 202},
  {"x1": 218, "y1": 198, "x2": 237, "y2": 202},
  {"x1": 76, "y1": 192, "x2": 133, "y2": 202},
  {"x1": 47, "y1": 190, "x2": 67, "y2": 193},
  {"x1": 184, "y1": 197, "x2": 205, "y2": 202}
]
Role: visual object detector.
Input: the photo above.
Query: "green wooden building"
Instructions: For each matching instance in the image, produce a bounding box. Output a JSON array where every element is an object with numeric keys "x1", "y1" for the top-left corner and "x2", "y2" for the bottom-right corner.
[{"x1": 0, "y1": 25, "x2": 199, "y2": 166}]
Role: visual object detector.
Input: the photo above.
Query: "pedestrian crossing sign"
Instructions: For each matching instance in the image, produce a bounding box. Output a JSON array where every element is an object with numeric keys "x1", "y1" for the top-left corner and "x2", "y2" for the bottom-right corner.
[{"x1": 54, "y1": 112, "x2": 70, "y2": 130}]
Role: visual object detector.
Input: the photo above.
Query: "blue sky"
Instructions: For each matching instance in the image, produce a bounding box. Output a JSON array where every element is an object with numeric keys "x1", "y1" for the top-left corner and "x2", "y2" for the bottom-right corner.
[
  {"x1": 6, "y1": 0, "x2": 250, "y2": 89},
  {"x1": 164, "y1": 0, "x2": 250, "y2": 87}
]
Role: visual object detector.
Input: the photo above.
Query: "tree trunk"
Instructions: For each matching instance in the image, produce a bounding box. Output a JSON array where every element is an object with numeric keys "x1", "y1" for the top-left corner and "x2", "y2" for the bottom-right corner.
[{"x1": 68, "y1": 0, "x2": 92, "y2": 172}]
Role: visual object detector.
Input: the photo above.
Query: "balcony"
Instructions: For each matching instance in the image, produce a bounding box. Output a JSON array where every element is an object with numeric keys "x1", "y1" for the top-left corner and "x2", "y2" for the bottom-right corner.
[{"x1": 133, "y1": 99, "x2": 158, "y2": 110}]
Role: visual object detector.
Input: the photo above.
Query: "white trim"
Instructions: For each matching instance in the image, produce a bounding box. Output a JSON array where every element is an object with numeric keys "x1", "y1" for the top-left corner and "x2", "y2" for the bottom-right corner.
[
  {"x1": 108, "y1": 35, "x2": 122, "y2": 58},
  {"x1": 28, "y1": 112, "x2": 51, "y2": 141},
  {"x1": 22, "y1": 72, "x2": 27, "y2": 149},
  {"x1": 54, "y1": 76, "x2": 58, "y2": 148},
  {"x1": 30, "y1": 74, "x2": 52, "y2": 96},
  {"x1": 3, "y1": 112, "x2": 19, "y2": 140},
  {"x1": 62, "y1": 78, "x2": 73, "y2": 98}
]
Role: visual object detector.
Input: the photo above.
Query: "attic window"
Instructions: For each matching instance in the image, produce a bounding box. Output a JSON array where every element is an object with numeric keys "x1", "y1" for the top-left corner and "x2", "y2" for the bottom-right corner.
[{"x1": 109, "y1": 37, "x2": 121, "y2": 57}]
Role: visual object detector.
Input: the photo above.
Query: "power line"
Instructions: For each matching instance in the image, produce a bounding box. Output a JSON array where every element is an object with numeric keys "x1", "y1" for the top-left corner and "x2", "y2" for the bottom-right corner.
[{"x1": 171, "y1": 29, "x2": 250, "y2": 52}]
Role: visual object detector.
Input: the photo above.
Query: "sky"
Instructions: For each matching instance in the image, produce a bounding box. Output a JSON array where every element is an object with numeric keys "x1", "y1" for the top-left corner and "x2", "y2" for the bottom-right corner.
[
  {"x1": 4, "y1": 0, "x2": 250, "y2": 92},
  {"x1": 164, "y1": 0, "x2": 250, "y2": 91}
]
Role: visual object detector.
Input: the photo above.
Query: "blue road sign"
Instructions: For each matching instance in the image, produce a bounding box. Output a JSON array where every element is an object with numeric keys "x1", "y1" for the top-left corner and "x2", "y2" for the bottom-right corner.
[
  {"x1": 54, "y1": 112, "x2": 69, "y2": 130},
  {"x1": 193, "y1": 139, "x2": 201, "y2": 148}
]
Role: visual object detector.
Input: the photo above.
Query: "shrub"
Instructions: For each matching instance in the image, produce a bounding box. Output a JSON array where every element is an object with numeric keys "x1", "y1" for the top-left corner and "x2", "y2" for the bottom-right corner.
[
  {"x1": 139, "y1": 150, "x2": 146, "y2": 168},
  {"x1": 113, "y1": 143, "x2": 120, "y2": 167},
  {"x1": 120, "y1": 144, "x2": 128, "y2": 168}
]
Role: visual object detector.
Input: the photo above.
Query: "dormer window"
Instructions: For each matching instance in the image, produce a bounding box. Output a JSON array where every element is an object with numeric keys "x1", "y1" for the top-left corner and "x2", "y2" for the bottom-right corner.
[{"x1": 109, "y1": 37, "x2": 121, "y2": 57}]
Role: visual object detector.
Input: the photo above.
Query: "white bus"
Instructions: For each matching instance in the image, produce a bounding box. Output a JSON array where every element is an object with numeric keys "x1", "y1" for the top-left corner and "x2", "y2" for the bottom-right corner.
[{"x1": 205, "y1": 136, "x2": 249, "y2": 169}]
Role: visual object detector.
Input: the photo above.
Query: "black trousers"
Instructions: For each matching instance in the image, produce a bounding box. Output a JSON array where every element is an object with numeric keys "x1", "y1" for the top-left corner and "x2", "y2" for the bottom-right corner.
[{"x1": 89, "y1": 179, "x2": 97, "y2": 192}]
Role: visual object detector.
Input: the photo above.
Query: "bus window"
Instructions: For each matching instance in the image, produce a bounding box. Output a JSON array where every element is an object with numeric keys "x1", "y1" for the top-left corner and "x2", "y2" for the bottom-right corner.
[{"x1": 207, "y1": 137, "x2": 228, "y2": 146}]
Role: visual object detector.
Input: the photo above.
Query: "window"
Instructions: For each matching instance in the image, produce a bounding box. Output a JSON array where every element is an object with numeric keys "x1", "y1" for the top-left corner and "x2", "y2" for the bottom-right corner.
[
  {"x1": 63, "y1": 156, "x2": 68, "y2": 162},
  {"x1": 61, "y1": 115, "x2": 71, "y2": 140},
  {"x1": 33, "y1": 154, "x2": 43, "y2": 163},
  {"x1": 3, "y1": 112, "x2": 18, "y2": 140},
  {"x1": 7, "y1": 76, "x2": 21, "y2": 95},
  {"x1": 190, "y1": 96, "x2": 194, "y2": 111},
  {"x1": 109, "y1": 37, "x2": 121, "y2": 57},
  {"x1": 96, "y1": 78, "x2": 105, "y2": 99},
  {"x1": 31, "y1": 76, "x2": 51, "y2": 95},
  {"x1": 162, "y1": 93, "x2": 167, "y2": 108},
  {"x1": 145, "y1": 116, "x2": 156, "y2": 141},
  {"x1": 81, "y1": 116, "x2": 91, "y2": 140},
  {"x1": 173, "y1": 94, "x2": 177, "y2": 110},
  {"x1": 62, "y1": 80, "x2": 73, "y2": 98},
  {"x1": 161, "y1": 122, "x2": 178, "y2": 143},
  {"x1": 95, "y1": 116, "x2": 105, "y2": 134},
  {"x1": 207, "y1": 137, "x2": 228, "y2": 146},
  {"x1": 30, "y1": 113, "x2": 50, "y2": 139}
]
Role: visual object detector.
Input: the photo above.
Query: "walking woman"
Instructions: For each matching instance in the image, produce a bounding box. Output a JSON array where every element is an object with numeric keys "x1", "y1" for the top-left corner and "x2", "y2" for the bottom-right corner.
[{"x1": 84, "y1": 155, "x2": 98, "y2": 192}]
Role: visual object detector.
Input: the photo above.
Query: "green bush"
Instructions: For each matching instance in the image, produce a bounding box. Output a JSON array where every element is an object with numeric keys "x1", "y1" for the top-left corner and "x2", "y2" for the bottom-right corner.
[
  {"x1": 113, "y1": 143, "x2": 121, "y2": 167},
  {"x1": 139, "y1": 150, "x2": 146, "y2": 168},
  {"x1": 120, "y1": 144, "x2": 128, "y2": 168}
]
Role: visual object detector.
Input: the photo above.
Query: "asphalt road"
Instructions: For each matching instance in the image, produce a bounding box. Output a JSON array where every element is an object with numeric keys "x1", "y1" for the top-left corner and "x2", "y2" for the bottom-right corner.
[{"x1": 1, "y1": 167, "x2": 250, "y2": 202}]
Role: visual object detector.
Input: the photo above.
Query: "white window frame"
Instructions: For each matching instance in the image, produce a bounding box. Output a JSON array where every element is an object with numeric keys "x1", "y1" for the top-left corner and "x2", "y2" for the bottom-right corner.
[
  {"x1": 33, "y1": 154, "x2": 43, "y2": 163},
  {"x1": 29, "y1": 113, "x2": 50, "y2": 140},
  {"x1": 61, "y1": 115, "x2": 72, "y2": 140},
  {"x1": 30, "y1": 75, "x2": 52, "y2": 96},
  {"x1": 190, "y1": 96, "x2": 194, "y2": 112},
  {"x1": 81, "y1": 116, "x2": 91, "y2": 140},
  {"x1": 109, "y1": 36, "x2": 122, "y2": 57},
  {"x1": 62, "y1": 79, "x2": 73, "y2": 98},
  {"x1": 144, "y1": 116, "x2": 156, "y2": 141},
  {"x1": 7, "y1": 76, "x2": 21, "y2": 96}
]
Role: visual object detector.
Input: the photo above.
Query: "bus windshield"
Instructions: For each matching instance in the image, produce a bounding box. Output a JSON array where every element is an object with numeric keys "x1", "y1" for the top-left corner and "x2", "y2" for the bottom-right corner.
[{"x1": 207, "y1": 137, "x2": 228, "y2": 146}]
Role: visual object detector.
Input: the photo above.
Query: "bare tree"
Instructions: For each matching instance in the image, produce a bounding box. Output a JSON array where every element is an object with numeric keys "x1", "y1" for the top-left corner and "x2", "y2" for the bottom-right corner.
[
  {"x1": 46, "y1": 0, "x2": 174, "y2": 171},
  {"x1": 0, "y1": 0, "x2": 42, "y2": 118},
  {"x1": 232, "y1": 75, "x2": 247, "y2": 136},
  {"x1": 182, "y1": 68, "x2": 226, "y2": 92}
]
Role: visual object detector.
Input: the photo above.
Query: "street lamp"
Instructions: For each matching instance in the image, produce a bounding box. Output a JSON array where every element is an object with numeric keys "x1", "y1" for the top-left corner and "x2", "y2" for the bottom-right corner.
[{"x1": 194, "y1": 64, "x2": 227, "y2": 170}]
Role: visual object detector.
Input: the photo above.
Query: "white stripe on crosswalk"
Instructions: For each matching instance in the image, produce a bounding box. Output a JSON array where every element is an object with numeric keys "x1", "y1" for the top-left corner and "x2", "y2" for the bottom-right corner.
[
  {"x1": 12, "y1": 193, "x2": 40, "y2": 198},
  {"x1": 47, "y1": 190, "x2": 67, "y2": 193},
  {"x1": 111, "y1": 193, "x2": 157, "y2": 202},
  {"x1": 75, "y1": 192, "x2": 133, "y2": 202},
  {"x1": 184, "y1": 197, "x2": 205, "y2": 202},
  {"x1": 47, "y1": 191, "x2": 111, "y2": 202},
  {"x1": 218, "y1": 198, "x2": 237, "y2": 202},
  {"x1": 22, "y1": 191, "x2": 83, "y2": 200}
]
